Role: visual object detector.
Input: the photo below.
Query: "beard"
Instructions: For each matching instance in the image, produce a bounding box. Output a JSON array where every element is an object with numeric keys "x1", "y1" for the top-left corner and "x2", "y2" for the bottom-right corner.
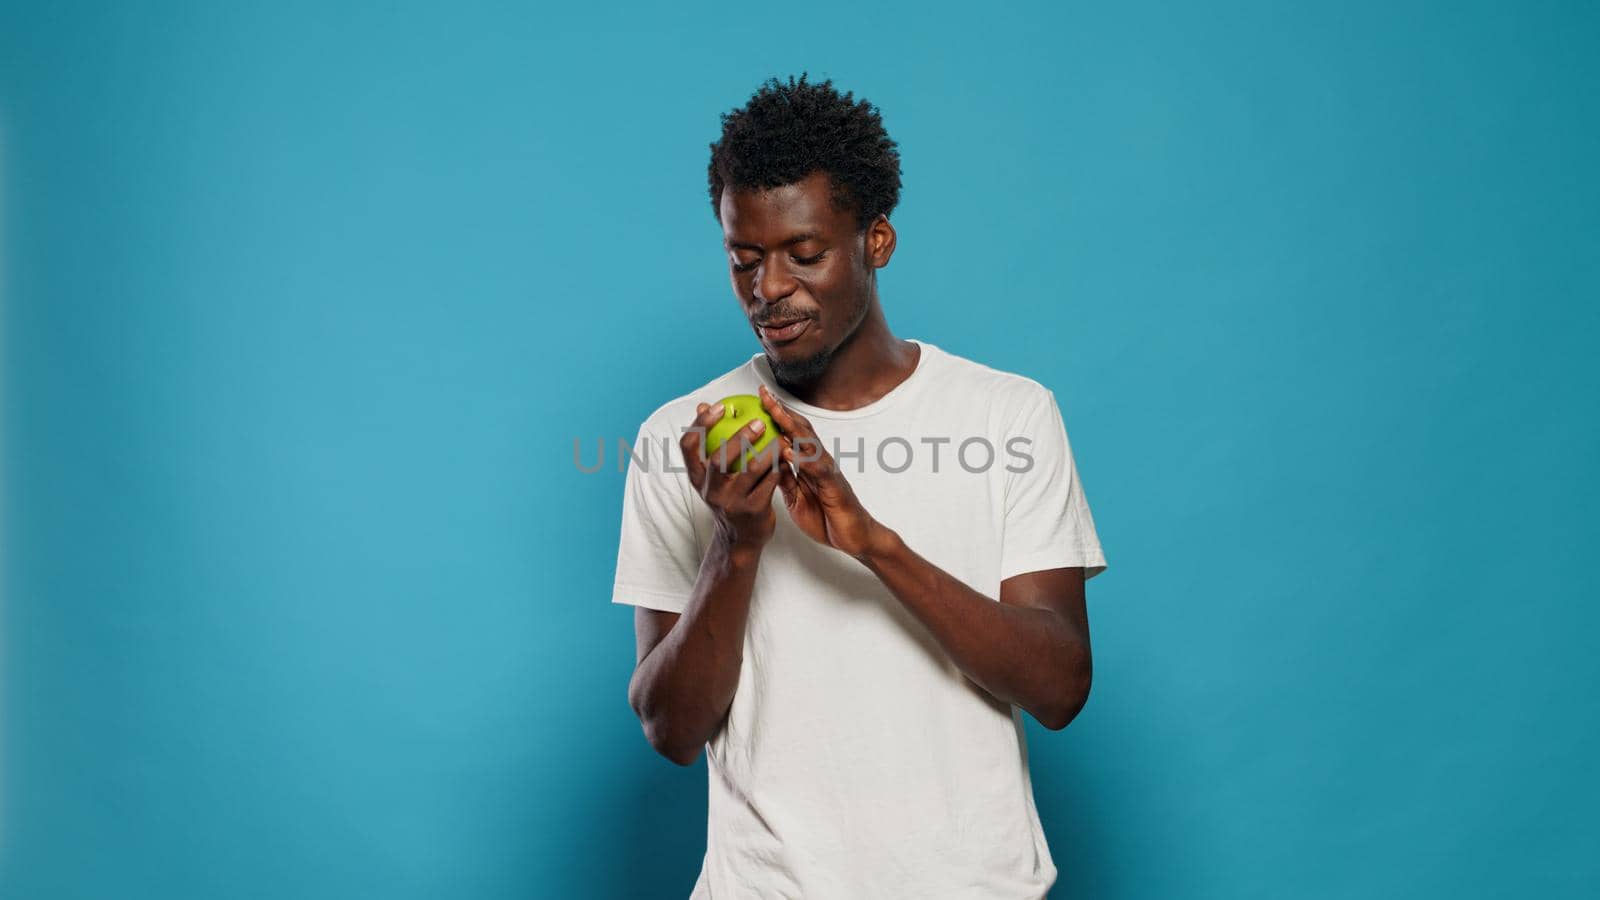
[
  {"x1": 769, "y1": 346, "x2": 833, "y2": 385},
  {"x1": 766, "y1": 288, "x2": 871, "y2": 389}
]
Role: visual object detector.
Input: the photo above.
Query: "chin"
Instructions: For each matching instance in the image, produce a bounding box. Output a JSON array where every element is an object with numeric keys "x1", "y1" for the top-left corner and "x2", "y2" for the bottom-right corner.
[{"x1": 768, "y1": 345, "x2": 833, "y2": 385}]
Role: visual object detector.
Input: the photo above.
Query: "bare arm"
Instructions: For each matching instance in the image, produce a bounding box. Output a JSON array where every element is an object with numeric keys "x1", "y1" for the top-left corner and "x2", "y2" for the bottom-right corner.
[
  {"x1": 860, "y1": 537, "x2": 1093, "y2": 730},
  {"x1": 627, "y1": 536, "x2": 763, "y2": 765},
  {"x1": 758, "y1": 385, "x2": 1092, "y2": 730},
  {"x1": 625, "y1": 401, "x2": 780, "y2": 765}
]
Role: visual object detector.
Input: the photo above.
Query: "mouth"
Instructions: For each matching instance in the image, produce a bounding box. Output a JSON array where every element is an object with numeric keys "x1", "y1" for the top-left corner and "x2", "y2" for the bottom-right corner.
[{"x1": 756, "y1": 317, "x2": 813, "y2": 345}]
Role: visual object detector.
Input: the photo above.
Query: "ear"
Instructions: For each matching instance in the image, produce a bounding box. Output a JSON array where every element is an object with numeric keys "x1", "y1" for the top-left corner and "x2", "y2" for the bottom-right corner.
[{"x1": 864, "y1": 214, "x2": 897, "y2": 269}]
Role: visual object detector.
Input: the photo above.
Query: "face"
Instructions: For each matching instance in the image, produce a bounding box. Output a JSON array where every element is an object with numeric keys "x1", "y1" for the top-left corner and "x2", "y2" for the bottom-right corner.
[{"x1": 719, "y1": 170, "x2": 895, "y2": 384}]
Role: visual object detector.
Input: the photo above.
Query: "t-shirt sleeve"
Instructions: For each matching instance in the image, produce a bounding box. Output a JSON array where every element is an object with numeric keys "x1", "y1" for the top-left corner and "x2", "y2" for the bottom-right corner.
[
  {"x1": 1000, "y1": 388, "x2": 1108, "y2": 582},
  {"x1": 611, "y1": 422, "x2": 704, "y2": 614}
]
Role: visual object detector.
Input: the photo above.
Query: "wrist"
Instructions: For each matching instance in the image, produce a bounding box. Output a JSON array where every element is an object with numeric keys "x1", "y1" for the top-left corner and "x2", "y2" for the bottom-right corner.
[
  {"x1": 853, "y1": 520, "x2": 903, "y2": 566},
  {"x1": 713, "y1": 522, "x2": 768, "y2": 563}
]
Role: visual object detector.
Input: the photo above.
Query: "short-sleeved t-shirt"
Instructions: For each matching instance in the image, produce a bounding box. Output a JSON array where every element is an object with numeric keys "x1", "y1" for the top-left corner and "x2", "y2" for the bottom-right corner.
[{"x1": 612, "y1": 340, "x2": 1106, "y2": 899}]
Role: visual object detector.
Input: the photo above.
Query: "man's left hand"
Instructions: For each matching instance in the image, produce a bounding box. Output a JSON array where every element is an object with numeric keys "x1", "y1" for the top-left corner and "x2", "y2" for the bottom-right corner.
[{"x1": 759, "y1": 384, "x2": 887, "y2": 560}]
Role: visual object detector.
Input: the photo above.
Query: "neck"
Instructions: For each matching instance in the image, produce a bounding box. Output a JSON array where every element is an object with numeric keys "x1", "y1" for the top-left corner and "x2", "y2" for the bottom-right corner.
[{"x1": 774, "y1": 301, "x2": 920, "y2": 411}]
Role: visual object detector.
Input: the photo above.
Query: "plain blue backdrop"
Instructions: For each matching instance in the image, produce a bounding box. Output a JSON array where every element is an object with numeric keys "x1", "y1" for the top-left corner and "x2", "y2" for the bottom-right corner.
[{"x1": 3, "y1": 1, "x2": 1596, "y2": 897}]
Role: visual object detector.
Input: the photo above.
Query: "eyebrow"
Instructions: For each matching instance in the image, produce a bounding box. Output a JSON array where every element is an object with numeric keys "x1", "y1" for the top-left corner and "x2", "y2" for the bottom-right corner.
[{"x1": 725, "y1": 231, "x2": 821, "y2": 251}]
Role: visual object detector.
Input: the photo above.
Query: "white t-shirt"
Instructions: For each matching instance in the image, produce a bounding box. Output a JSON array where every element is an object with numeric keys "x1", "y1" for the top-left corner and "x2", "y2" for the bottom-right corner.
[{"x1": 612, "y1": 339, "x2": 1107, "y2": 899}]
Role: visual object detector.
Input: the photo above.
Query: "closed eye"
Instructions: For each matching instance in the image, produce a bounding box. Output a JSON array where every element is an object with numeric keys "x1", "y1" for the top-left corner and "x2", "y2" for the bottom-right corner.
[{"x1": 732, "y1": 251, "x2": 825, "y2": 273}]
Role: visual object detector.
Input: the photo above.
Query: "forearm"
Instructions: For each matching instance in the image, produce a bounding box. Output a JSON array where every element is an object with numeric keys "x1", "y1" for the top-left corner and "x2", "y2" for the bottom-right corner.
[
  {"x1": 629, "y1": 533, "x2": 761, "y2": 764},
  {"x1": 857, "y1": 528, "x2": 1090, "y2": 729}
]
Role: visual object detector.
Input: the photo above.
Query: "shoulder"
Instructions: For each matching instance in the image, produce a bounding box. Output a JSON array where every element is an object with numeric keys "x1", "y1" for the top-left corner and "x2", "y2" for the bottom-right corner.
[
  {"x1": 920, "y1": 342, "x2": 1057, "y2": 420},
  {"x1": 634, "y1": 356, "x2": 765, "y2": 437}
]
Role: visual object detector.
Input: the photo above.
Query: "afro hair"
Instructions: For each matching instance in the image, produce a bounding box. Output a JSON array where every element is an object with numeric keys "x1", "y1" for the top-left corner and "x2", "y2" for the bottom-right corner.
[{"x1": 708, "y1": 73, "x2": 902, "y2": 231}]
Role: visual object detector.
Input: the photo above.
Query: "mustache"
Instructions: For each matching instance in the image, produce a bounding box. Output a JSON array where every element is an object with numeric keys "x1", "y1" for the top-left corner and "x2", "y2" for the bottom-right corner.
[{"x1": 753, "y1": 309, "x2": 815, "y2": 326}]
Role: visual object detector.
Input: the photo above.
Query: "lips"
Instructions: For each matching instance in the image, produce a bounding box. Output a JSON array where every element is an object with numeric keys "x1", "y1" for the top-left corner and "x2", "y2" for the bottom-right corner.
[{"x1": 757, "y1": 318, "x2": 812, "y2": 344}]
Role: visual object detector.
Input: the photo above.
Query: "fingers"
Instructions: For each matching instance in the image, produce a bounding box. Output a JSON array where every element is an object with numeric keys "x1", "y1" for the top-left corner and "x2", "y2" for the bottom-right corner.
[
  {"x1": 776, "y1": 457, "x2": 799, "y2": 507},
  {"x1": 747, "y1": 450, "x2": 783, "y2": 500},
  {"x1": 710, "y1": 417, "x2": 771, "y2": 475},
  {"x1": 680, "y1": 400, "x2": 779, "y2": 511},
  {"x1": 732, "y1": 429, "x2": 781, "y2": 486},
  {"x1": 678, "y1": 401, "x2": 725, "y2": 487},
  {"x1": 681, "y1": 394, "x2": 813, "y2": 508},
  {"x1": 758, "y1": 385, "x2": 816, "y2": 440},
  {"x1": 758, "y1": 385, "x2": 835, "y2": 478},
  {"x1": 675, "y1": 400, "x2": 781, "y2": 547}
]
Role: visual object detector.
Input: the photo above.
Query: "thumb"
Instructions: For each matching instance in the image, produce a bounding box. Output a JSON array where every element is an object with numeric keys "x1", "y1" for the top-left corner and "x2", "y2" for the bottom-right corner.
[{"x1": 778, "y1": 463, "x2": 800, "y2": 507}]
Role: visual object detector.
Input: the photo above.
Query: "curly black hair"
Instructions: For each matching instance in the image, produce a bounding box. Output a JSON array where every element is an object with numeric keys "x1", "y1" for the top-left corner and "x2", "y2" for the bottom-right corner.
[{"x1": 708, "y1": 73, "x2": 902, "y2": 231}]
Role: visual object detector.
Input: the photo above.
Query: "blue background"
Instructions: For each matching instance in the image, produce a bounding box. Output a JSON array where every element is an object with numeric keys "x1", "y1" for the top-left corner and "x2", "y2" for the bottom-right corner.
[{"x1": 3, "y1": 1, "x2": 1596, "y2": 897}]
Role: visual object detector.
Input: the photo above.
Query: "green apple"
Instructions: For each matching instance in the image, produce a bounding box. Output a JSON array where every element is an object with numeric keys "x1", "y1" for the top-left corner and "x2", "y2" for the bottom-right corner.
[{"x1": 704, "y1": 394, "x2": 776, "y2": 470}]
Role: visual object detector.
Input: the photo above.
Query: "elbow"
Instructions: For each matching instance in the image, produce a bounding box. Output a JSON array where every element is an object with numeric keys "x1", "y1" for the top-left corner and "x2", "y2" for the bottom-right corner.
[
  {"x1": 628, "y1": 675, "x2": 703, "y2": 766},
  {"x1": 1035, "y1": 706, "x2": 1075, "y2": 732},
  {"x1": 642, "y1": 719, "x2": 702, "y2": 767},
  {"x1": 630, "y1": 698, "x2": 698, "y2": 766},
  {"x1": 1037, "y1": 664, "x2": 1093, "y2": 732},
  {"x1": 664, "y1": 745, "x2": 702, "y2": 767}
]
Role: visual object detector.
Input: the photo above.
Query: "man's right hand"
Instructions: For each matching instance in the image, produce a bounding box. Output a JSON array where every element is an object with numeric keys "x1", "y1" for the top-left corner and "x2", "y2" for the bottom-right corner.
[{"x1": 680, "y1": 401, "x2": 784, "y2": 550}]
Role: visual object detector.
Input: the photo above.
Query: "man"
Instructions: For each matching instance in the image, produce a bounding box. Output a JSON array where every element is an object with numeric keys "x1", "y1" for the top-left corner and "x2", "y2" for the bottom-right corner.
[{"x1": 612, "y1": 73, "x2": 1107, "y2": 899}]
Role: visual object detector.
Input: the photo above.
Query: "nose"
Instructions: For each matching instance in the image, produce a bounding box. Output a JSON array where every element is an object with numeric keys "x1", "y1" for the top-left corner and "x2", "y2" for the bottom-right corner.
[{"x1": 753, "y1": 257, "x2": 797, "y2": 306}]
